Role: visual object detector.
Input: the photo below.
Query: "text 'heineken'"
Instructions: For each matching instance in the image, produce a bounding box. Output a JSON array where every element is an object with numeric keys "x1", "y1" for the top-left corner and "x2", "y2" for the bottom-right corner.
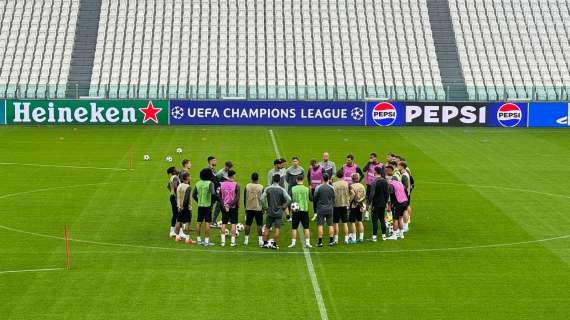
[{"x1": 7, "y1": 100, "x2": 166, "y2": 125}]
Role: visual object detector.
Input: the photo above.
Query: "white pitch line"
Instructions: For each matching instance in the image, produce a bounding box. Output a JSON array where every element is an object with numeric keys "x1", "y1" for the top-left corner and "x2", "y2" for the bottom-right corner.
[
  {"x1": 0, "y1": 267, "x2": 64, "y2": 275},
  {"x1": 0, "y1": 162, "x2": 129, "y2": 171},
  {"x1": 1, "y1": 224, "x2": 569, "y2": 256},
  {"x1": 268, "y1": 129, "x2": 329, "y2": 320}
]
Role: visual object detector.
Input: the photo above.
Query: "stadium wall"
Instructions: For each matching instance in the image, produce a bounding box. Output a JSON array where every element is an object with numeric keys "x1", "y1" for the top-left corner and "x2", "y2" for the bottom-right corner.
[{"x1": 1, "y1": 100, "x2": 568, "y2": 128}]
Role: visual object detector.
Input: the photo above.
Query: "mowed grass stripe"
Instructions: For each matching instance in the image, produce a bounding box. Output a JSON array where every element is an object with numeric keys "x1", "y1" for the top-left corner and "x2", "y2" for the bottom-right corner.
[
  {"x1": 404, "y1": 129, "x2": 570, "y2": 266},
  {"x1": 0, "y1": 127, "x2": 321, "y2": 319},
  {"x1": 273, "y1": 127, "x2": 570, "y2": 320}
]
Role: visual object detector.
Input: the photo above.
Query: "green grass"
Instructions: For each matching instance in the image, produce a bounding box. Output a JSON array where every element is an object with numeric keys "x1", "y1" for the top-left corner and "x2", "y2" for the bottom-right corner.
[{"x1": 1, "y1": 126, "x2": 569, "y2": 319}]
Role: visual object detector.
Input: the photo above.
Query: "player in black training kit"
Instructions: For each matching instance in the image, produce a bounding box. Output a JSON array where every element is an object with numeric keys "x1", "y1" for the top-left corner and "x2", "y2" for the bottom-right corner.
[{"x1": 167, "y1": 166, "x2": 180, "y2": 238}]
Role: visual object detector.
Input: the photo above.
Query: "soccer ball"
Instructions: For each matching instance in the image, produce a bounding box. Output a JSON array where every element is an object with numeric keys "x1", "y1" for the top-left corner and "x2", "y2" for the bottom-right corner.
[
  {"x1": 224, "y1": 229, "x2": 230, "y2": 236},
  {"x1": 351, "y1": 107, "x2": 365, "y2": 121},
  {"x1": 165, "y1": 156, "x2": 173, "y2": 162},
  {"x1": 290, "y1": 202, "x2": 300, "y2": 212},
  {"x1": 171, "y1": 106, "x2": 185, "y2": 120},
  {"x1": 176, "y1": 147, "x2": 183, "y2": 154},
  {"x1": 236, "y1": 223, "x2": 245, "y2": 232},
  {"x1": 143, "y1": 154, "x2": 150, "y2": 161}
]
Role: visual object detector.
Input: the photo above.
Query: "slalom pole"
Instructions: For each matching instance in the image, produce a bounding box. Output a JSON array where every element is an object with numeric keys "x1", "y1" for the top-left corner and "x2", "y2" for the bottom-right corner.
[{"x1": 64, "y1": 225, "x2": 71, "y2": 271}]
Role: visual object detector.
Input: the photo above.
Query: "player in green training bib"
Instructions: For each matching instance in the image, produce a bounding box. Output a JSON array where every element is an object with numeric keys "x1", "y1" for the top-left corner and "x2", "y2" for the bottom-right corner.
[{"x1": 288, "y1": 175, "x2": 312, "y2": 248}]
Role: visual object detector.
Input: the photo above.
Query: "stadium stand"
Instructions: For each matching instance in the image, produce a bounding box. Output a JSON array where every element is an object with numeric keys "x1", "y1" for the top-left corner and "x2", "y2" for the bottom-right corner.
[
  {"x1": 88, "y1": 0, "x2": 444, "y2": 100},
  {"x1": 0, "y1": 0, "x2": 568, "y2": 101},
  {"x1": 450, "y1": 0, "x2": 570, "y2": 100},
  {"x1": 0, "y1": 0, "x2": 79, "y2": 98}
]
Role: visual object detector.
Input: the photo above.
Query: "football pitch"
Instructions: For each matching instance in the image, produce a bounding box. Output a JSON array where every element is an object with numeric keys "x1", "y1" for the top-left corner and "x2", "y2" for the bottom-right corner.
[{"x1": 1, "y1": 126, "x2": 569, "y2": 319}]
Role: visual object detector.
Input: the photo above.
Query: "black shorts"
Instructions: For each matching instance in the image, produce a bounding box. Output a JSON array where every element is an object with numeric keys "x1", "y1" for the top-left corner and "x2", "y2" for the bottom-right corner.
[
  {"x1": 392, "y1": 202, "x2": 408, "y2": 219},
  {"x1": 349, "y1": 207, "x2": 363, "y2": 222},
  {"x1": 222, "y1": 207, "x2": 239, "y2": 225},
  {"x1": 245, "y1": 210, "x2": 263, "y2": 226},
  {"x1": 169, "y1": 195, "x2": 178, "y2": 216},
  {"x1": 292, "y1": 211, "x2": 310, "y2": 229},
  {"x1": 266, "y1": 215, "x2": 283, "y2": 229},
  {"x1": 333, "y1": 207, "x2": 349, "y2": 223},
  {"x1": 317, "y1": 211, "x2": 333, "y2": 226},
  {"x1": 177, "y1": 208, "x2": 192, "y2": 224},
  {"x1": 197, "y1": 206, "x2": 212, "y2": 223}
]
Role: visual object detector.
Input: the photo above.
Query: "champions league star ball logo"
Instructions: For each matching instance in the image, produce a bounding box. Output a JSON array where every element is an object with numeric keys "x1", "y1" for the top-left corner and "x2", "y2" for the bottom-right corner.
[
  {"x1": 171, "y1": 106, "x2": 185, "y2": 120},
  {"x1": 497, "y1": 103, "x2": 522, "y2": 127},
  {"x1": 351, "y1": 107, "x2": 365, "y2": 121},
  {"x1": 372, "y1": 102, "x2": 397, "y2": 126}
]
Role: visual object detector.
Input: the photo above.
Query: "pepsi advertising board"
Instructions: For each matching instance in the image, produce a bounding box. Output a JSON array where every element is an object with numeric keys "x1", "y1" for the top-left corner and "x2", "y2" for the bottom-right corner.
[
  {"x1": 366, "y1": 101, "x2": 488, "y2": 127},
  {"x1": 366, "y1": 101, "x2": 528, "y2": 127},
  {"x1": 366, "y1": 101, "x2": 405, "y2": 126},
  {"x1": 528, "y1": 102, "x2": 569, "y2": 127},
  {"x1": 169, "y1": 100, "x2": 366, "y2": 126},
  {"x1": 487, "y1": 102, "x2": 528, "y2": 128}
]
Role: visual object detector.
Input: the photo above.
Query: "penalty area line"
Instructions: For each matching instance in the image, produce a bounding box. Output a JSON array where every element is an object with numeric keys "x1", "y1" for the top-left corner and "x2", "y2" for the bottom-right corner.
[{"x1": 268, "y1": 129, "x2": 329, "y2": 320}]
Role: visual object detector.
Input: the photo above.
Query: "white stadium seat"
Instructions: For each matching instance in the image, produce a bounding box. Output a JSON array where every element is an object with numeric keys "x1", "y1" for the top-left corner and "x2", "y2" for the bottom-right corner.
[{"x1": 88, "y1": 0, "x2": 445, "y2": 100}]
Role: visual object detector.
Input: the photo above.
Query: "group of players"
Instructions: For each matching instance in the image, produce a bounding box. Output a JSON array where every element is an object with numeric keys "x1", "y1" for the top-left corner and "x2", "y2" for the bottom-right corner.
[{"x1": 166, "y1": 152, "x2": 414, "y2": 250}]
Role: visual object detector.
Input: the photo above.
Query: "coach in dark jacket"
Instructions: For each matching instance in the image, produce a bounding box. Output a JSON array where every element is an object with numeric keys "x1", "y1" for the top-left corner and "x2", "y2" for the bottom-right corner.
[{"x1": 368, "y1": 167, "x2": 390, "y2": 240}]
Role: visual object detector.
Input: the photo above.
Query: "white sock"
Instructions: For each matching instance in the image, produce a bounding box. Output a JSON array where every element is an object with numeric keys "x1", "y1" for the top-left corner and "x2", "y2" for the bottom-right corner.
[
  {"x1": 170, "y1": 227, "x2": 175, "y2": 233},
  {"x1": 334, "y1": 235, "x2": 338, "y2": 242},
  {"x1": 372, "y1": 235, "x2": 377, "y2": 240},
  {"x1": 231, "y1": 236, "x2": 236, "y2": 244},
  {"x1": 258, "y1": 236, "x2": 263, "y2": 243},
  {"x1": 221, "y1": 234, "x2": 226, "y2": 244},
  {"x1": 197, "y1": 236, "x2": 202, "y2": 243},
  {"x1": 344, "y1": 235, "x2": 349, "y2": 242},
  {"x1": 305, "y1": 238, "x2": 310, "y2": 246},
  {"x1": 205, "y1": 237, "x2": 209, "y2": 244},
  {"x1": 404, "y1": 223, "x2": 408, "y2": 229},
  {"x1": 244, "y1": 235, "x2": 249, "y2": 242},
  {"x1": 291, "y1": 239, "x2": 296, "y2": 245},
  {"x1": 359, "y1": 233, "x2": 364, "y2": 240}
]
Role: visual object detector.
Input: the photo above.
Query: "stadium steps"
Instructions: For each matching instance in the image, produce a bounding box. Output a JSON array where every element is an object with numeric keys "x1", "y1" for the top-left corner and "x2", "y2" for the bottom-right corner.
[
  {"x1": 65, "y1": 0, "x2": 102, "y2": 98},
  {"x1": 426, "y1": 0, "x2": 468, "y2": 101}
]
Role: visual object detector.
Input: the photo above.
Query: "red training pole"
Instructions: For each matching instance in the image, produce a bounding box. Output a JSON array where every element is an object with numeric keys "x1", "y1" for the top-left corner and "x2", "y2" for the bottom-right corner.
[{"x1": 64, "y1": 224, "x2": 70, "y2": 271}]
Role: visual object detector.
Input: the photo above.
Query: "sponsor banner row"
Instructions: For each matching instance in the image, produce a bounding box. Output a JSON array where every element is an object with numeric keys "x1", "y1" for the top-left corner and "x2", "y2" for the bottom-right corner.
[
  {"x1": 366, "y1": 101, "x2": 528, "y2": 127},
  {"x1": 0, "y1": 99, "x2": 567, "y2": 127}
]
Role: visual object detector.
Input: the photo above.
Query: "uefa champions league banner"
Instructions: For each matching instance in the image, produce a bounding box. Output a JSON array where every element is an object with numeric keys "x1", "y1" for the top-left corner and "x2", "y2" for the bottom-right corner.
[
  {"x1": 5, "y1": 100, "x2": 169, "y2": 125},
  {"x1": 527, "y1": 102, "x2": 570, "y2": 127},
  {"x1": 366, "y1": 101, "x2": 528, "y2": 127},
  {"x1": 169, "y1": 100, "x2": 367, "y2": 126}
]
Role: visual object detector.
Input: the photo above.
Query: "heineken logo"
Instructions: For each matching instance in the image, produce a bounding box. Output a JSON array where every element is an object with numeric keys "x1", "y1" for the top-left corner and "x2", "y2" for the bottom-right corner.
[{"x1": 7, "y1": 100, "x2": 167, "y2": 125}]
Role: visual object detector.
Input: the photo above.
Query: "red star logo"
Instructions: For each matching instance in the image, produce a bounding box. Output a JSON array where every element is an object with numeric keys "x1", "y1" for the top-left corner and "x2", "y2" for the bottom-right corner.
[{"x1": 139, "y1": 101, "x2": 162, "y2": 124}]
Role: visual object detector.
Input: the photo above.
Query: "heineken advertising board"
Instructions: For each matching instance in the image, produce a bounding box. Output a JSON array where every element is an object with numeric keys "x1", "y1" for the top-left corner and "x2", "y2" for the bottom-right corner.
[{"x1": 6, "y1": 100, "x2": 168, "y2": 125}]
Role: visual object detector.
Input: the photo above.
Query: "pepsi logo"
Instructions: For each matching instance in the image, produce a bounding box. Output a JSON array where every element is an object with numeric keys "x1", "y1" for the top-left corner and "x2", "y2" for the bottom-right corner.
[
  {"x1": 372, "y1": 102, "x2": 397, "y2": 126},
  {"x1": 497, "y1": 103, "x2": 522, "y2": 127}
]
